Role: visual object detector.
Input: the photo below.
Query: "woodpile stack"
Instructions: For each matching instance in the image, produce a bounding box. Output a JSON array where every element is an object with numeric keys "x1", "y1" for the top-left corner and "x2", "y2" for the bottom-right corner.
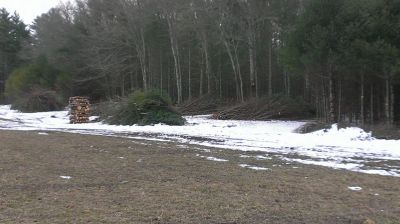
[{"x1": 69, "y1": 96, "x2": 90, "y2": 124}]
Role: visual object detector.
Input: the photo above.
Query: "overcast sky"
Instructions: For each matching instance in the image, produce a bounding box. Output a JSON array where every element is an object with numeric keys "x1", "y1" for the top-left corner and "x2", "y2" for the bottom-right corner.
[{"x1": 0, "y1": 0, "x2": 69, "y2": 25}]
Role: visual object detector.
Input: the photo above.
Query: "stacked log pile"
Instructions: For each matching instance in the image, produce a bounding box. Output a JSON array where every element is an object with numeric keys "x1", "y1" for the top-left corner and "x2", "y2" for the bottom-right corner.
[{"x1": 69, "y1": 96, "x2": 90, "y2": 124}]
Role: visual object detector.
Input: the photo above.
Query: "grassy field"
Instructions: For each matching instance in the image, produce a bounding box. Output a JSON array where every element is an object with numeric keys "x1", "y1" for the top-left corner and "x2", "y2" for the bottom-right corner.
[{"x1": 0, "y1": 130, "x2": 399, "y2": 224}]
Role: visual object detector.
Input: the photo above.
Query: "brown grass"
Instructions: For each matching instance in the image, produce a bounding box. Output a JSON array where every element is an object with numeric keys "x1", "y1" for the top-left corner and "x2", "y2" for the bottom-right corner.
[{"x1": 0, "y1": 130, "x2": 399, "y2": 223}]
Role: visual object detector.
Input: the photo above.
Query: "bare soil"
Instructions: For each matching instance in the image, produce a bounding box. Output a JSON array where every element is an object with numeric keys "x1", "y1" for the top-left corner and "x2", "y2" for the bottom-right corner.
[{"x1": 0, "y1": 130, "x2": 399, "y2": 224}]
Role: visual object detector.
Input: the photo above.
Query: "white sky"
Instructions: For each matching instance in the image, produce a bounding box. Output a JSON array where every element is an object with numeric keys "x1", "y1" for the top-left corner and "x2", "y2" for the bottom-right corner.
[{"x1": 0, "y1": 0, "x2": 70, "y2": 25}]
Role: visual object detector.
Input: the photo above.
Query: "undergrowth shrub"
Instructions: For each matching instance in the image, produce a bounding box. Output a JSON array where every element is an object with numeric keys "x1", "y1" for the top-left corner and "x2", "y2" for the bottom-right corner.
[
  {"x1": 5, "y1": 57, "x2": 70, "y2": 112},
  {"x1": 5, "y1": 57, "x2": 71, "y2": 98},
  {"x1": 102, "y1": 90, "x2": 185, "y2": 126},
  {"x1": 11, "y1": 88, "x2": 65, "y2": 112}
]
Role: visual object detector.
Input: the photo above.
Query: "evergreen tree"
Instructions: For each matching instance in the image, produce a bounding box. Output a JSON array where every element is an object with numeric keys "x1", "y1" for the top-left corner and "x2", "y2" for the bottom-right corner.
[{"x1": 0, "y1": 8, "x2": 30, "y2": 100}]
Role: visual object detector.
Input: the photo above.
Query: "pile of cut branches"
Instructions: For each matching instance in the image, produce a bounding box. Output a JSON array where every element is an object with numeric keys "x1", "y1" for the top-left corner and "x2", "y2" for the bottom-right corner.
[
  {"x1": 178, "y1": 95, "x2": 231, "y2": 115},
  {"x1": 11, "y1": 88, "x2": 65, "y2": 113},
  {"x1": 213, "y1": 96, "x2": 315, "y2": 121}
]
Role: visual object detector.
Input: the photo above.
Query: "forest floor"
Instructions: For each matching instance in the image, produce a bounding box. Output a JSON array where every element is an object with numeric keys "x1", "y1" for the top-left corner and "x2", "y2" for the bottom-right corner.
[{"x1": 1, "y1": 130, "x2": 399, "y2": 224}]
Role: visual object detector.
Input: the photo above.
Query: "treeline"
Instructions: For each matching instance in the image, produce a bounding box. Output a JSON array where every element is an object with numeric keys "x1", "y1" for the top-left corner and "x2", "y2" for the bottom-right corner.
[
  {"x1": 0, "y1": 8, "x2": 30, "y2": 96},
  {"x1": 0, "y1": 0, "x2": 399, "y2": 125},
  {"x1": 283, "y1": 0, "x2": 400, "y2": 125},
  {"x1": 26, "y1": 0, "x2": 299, "y2": 103}
]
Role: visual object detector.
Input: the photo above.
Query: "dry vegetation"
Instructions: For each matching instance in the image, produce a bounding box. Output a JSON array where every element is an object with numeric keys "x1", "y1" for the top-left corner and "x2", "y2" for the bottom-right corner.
[
  {"x1": 178, "y1": 95, "x2": 229, "y2": 116},
  {"x1": 0, "y1": 130, "x2": 399, "y2": 224},
  {"x1": 211, "y1": 97, "x2": 314, "y2": 121},
  {"x1": 178, "y1": 96, "x2": 314, "y2": 121}
]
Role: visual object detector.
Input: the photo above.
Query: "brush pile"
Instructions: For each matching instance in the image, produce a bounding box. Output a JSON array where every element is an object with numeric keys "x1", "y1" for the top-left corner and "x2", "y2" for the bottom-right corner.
[
  {"x1": 178, "y1": 95, "x2": 232, "y2": 115},
  {"x1": 69, "y1": 96, "x2": 90, "y2": 124},
  {"x1": 212, "y1": 96, "x2": 315, "y2": 121}
]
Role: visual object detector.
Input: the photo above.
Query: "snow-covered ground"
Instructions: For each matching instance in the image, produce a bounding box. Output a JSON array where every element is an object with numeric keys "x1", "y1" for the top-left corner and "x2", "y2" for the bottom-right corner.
[{"x1": 0, "y1": 105, "x2": 399, "y2": 177}]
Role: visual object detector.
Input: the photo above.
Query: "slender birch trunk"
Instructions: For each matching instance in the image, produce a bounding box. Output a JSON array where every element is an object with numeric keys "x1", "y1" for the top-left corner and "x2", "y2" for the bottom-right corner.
[
  {"x1": 222, "y1": 38, "x2": 241, "y2": 102},
  {"x1": 167, "y1": 17, "x2": 182, "y2": 104}
]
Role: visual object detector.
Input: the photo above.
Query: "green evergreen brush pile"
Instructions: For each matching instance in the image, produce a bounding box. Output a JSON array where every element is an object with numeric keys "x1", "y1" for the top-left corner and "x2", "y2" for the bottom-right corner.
[{"x1": 105, "y1": 90, "x2": 185, "y2": 126}]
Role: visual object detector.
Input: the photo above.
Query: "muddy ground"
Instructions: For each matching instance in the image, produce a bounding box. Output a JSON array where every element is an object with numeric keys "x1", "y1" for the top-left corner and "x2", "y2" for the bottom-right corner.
[{"x1": 0, "y1": 130, "x2": 399, "y2": 224}]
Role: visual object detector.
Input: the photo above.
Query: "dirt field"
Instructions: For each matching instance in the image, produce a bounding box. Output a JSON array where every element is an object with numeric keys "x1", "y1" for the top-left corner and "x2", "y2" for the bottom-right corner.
[{"x1": 0, "y1": 130, "x2": 399, "y2": 224}]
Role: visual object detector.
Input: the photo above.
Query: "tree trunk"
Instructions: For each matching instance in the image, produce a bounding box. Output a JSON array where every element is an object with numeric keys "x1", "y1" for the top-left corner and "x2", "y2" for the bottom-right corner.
[
  {"x1": 199, "y1": 52, "x2": 204, "y2": 96},
  {"x1": 338, "y1": 79, "x2": 342, "y2": 122},
  {"x1": 121, "y1": 74, "x2": 125, "y2": 97},
  {"x1": 201, "y1": 37, "x2": 212, "y2": 94},
  {"x1": 390, "y1": 82, "x2": 394, "y2": 125},
  {"x1": 234, "y1": 47, "x2": 244, "y2": 102},
  {"x1": 385, "y1": 76, "x2": 391, "y2": 125},
  {"x1": 304, "y1": 72, "x2": 310, "y2": 101},
  {"x1": 167, "y1": 57, "x2": 171, "y2": 96},
  {"x1": 377, "y1": 88, "x2": 381, "y2": 121},
  {"x1": 248, "y1": 31, "x2": 256, "y2": 98},
  {"x1": 176, "y1": 45, "x2": 183, "y2": 103},
  {"x1": 138, "y1": 28, "x2": 148, "y2": 90},
  {"x1": 1, "y1": 57, "x2": 9, "y2": 100},
  {"x1": 316, "y1": 95, "x2": 320, "y2": 120},
  {"x1": 268, "y1": 36, "x2": 273, "y2": 98},
  {"x1": 328, "y1": 70, "x2": 336, "y2": 123},
  {"x1": 148, "y1": 48, "x2": 152, "y2": 88},
  {"x1": 160, "y1": 50, "x2": 163, "y2": 93},
  {"x1": 105, "y1": 75, "x2": 112, "y2": 99},
  {"x1": 370, "y1": 84, "x2": 374, "y2": 124},
  {"x1": 255, "y1": 61, "x2": 259, "y2": 98},
  {"x1": 218, "y1": 50, "x2": 222, "y2": 99},
  {"x1": 360, "y1": 74, "x2": 365, "y2": 125},
  {"x1": 188, "y1": 47, "x2": 192, "y2": 100},
  {"x1": 321, "y1": 83, "x2": 328, "y2": 122},
  {"x1": 222, "y1": 38, "x2": 241, "y2": 102},
  {"x1": 167, "y1": 17, "x2": 182, "y2": 104},
  {"x1": 287, "y1": 73, "x2": 291, "y2": 97},
  {"x1": 130, "y1": 71, "x2": 135, "y2": 91},
  {"x1": 135, "y1": 67, "x2": 139, "y2": 89},
  {"x1": 284, "y1": 71, "x2": 291, "y2": 97},
  {"x1": 219, "y1": 67, "x2": 222, "y2": 99}
]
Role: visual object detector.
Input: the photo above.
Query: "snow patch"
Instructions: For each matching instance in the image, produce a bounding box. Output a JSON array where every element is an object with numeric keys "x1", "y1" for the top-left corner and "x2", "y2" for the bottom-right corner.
[
  {"x1": 348, "y1": 186, "x2": 362, "y2": 191},
  {"x1": 285, "y1": 158, "x2": 362, "y2": 170},
  {"x1": 37, "y1": 132, "x2": 49, "y2": 135},
  {"x1": 206, "y1": 156, "x2": 228, "y2": 162},
  {"x1": 196, "y1": 154, "x2": 228, "y2": 162},
  {"x1": 60, "y1": 176, "x2": 72, "y2": 180},
  {"x1": 239, "y1": 164, "x2": 269, "y2": 171},
  {"x1": 256, "y1": 155, "x2": 272, "y2": 160},
  {"x1": 0, "y1": 105, "x2": 399, "y2": 177}
]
